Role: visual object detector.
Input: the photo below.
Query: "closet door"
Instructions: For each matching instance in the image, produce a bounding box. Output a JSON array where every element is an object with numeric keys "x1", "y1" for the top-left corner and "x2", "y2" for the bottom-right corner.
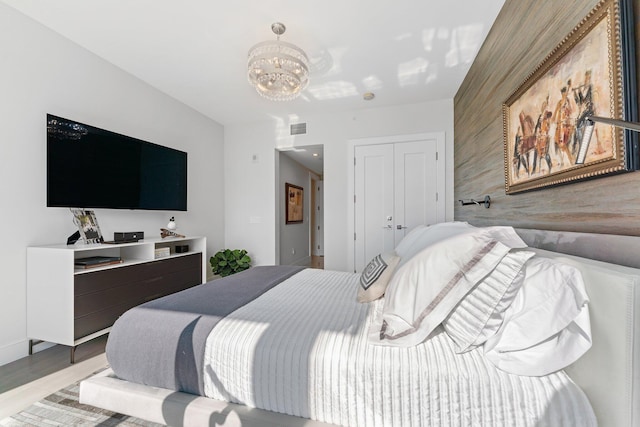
[
  {"x1": 354, "y1": 144, "x2": 394, "y2": 272},
  {"x1": 313, "y1": 180, "x2": 324, "y2": 256},
  {"x1": 354, "y1": 139, "x2": 441, "y2": 272},
  {"x1": 393, "y1": 140, "x2": 439, "y2": 247}
]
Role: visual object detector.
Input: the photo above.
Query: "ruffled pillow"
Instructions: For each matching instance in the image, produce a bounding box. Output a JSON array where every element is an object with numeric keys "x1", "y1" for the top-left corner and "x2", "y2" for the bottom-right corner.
[
  {"x1": 483, "y1": 257, "x2": 591, "y2": 376},
  {"x1": 443, "y1": 250, "x2": 535, "y2": 352}
]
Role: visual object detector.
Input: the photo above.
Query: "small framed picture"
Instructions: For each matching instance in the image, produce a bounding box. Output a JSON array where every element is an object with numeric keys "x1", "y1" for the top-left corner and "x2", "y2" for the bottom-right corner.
[
  {"x1": 71, "y1": 209, "x2": 103, "y2": 244},
  {"x1": 285, "y1": 183, "x2": 303, "y2": 224}
]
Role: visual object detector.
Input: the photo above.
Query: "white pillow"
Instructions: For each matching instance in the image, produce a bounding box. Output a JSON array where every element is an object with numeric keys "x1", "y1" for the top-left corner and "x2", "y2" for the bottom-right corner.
[
  {"x1": 481, "y1": 226, "x2": 528, "y2": 249},
  {"x1": 443, "y1": 250, "x2": 535, "y2": 353},
  {"x1": 394, "y1": 222, "x2": 475, "y2": 268},
  {"x1": 370, "y1": 232, "x2": 511, "y2": 347},
  {"x1": 394, "y1": 222, "x2": 527, "y2": 269},
  {"x1": 483, "y1": 257, "x2": 592, "y2": 376},
  {"x1": 393, "y1": 224, "x2": 428, "y2": 259},
  {"x1": 357, "y1": 252, "x2": 400, "y2": 303}
]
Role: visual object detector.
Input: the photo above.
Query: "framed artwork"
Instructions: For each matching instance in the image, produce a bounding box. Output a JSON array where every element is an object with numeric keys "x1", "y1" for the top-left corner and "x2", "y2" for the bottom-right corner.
[
  {"x1": 285, "y1": 183, "x2": 304, "y2": 224},
  {"x1": 71, "y1": 209, "x2": 103, "y2": 244},
  {"x1": 503, "y1": 0, "x2": 637, "y2": 194}
]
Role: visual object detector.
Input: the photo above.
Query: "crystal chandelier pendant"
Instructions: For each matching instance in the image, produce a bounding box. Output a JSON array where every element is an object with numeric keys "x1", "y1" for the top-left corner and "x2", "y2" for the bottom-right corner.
[{"x1": 248, "y1": 22, "x2": 309, "y2": 101}]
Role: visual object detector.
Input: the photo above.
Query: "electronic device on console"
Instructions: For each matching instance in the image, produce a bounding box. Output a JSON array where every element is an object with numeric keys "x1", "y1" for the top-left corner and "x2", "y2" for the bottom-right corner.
[
  {"x1": 114, "y1": 231, "x2": 144, "y2": 243},
  {"x1": 102, "y1": 231, "x2": 144, "y2": 244}
]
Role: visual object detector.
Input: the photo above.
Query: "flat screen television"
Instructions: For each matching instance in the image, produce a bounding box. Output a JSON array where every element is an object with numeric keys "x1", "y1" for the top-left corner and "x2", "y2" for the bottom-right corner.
[{"x1": 47, "y1": 114, "x2": 187, "y2": 211}]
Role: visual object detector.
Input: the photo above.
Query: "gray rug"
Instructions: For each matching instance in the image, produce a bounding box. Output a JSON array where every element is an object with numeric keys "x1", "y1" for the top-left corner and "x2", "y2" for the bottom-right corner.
[{"x1": 0, "y1": 375, "x2": 163, "y2": 427}]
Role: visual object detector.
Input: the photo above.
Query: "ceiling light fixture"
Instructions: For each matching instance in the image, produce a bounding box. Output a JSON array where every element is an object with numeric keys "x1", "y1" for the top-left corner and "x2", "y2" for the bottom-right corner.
[{"x1": 248, "y1": 22, "x2": 309, "y2": 101}]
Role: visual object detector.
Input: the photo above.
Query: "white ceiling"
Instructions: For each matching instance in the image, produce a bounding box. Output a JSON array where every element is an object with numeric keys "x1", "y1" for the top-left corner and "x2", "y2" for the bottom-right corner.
[
  {"x1": 281, "y1": 144, "x2": 324, "y2": 175},
  {"x1": 3, "y1": 0, "x2": 505, "y2": 128}
]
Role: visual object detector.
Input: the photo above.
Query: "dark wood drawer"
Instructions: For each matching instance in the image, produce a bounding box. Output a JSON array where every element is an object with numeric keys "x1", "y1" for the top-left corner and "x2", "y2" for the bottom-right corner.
[
  {"x1": 75, "y1": 254, "x2": 200, "y2": 297},
  {"x1": 74, "y1": 266, "x2": 201, "y2": 318},
  {"x1": 73, "y1": 253, "x2": 202, "y2": 339}
]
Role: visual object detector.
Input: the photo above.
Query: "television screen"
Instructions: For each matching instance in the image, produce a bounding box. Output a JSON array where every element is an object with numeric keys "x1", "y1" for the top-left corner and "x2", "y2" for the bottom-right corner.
[{"x1": 47, "y1": 114, "x2": 187, "y2": 211}]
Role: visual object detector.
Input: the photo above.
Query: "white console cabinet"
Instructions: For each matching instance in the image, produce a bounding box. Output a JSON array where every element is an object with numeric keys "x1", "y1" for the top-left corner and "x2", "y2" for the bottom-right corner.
[{"x1": 27, "y1": 236, "x2": 206, "y2": 362}]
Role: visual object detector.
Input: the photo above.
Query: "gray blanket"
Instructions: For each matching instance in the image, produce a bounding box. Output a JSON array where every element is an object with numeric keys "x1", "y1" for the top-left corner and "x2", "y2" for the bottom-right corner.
[{"x1": 106, "y1": 265, "x2": 304, "y2": 395}]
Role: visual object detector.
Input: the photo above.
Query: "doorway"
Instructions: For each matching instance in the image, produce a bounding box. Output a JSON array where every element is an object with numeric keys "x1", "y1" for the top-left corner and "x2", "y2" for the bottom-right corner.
[
  {"x1": 277, "y1": 145, "x2": 324, "y2": 268},
  {"x1": 310, "y1": 179, "x2": 324, "y2": 268},
  {"x1": 350, "y1": 133, "x2": 446, "y2": 272}
]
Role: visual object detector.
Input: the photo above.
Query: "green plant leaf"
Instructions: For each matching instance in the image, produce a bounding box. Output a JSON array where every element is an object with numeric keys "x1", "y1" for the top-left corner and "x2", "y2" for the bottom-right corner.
[{"x1": 210, "y1": 248, "x2": 252, "y2": 277}]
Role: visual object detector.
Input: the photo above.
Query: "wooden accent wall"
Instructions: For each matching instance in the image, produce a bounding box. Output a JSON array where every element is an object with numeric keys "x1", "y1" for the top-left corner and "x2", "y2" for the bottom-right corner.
[{"x1": 454, "y1": 0, "x2": 640, "y2": 235}]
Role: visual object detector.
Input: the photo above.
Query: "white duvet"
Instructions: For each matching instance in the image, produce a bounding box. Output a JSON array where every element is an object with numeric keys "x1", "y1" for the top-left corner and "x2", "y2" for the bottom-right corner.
[{"x1": 203, "y1": 268, "x2": 596, "y2": 427}]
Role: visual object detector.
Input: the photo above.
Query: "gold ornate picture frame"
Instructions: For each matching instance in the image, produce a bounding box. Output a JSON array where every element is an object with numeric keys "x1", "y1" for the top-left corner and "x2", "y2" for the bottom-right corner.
[{"x1": 503, "y1": 0, "x2": 637, "y2": 194}]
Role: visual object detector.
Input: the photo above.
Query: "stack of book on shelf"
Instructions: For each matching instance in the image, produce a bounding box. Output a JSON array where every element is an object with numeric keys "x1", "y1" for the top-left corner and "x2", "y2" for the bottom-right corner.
[
  {"x1": 154, "y1": 247, "x2": 170, "y2": 259},
  {"x1": 74, "y1": 256, "x2": 123, "y2": 269}
]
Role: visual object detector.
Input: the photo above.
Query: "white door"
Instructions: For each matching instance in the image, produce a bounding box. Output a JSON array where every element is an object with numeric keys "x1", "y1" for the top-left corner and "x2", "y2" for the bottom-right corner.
[
  {"x1": 313, "y1": 181, "x2": 324, "y2": 256},
  {"x1": 393, "y1": 140, "x2": 439, "y2": 246},
  {"x1": 354, "y1": 139, "x2": 441, "y2": 272},
  {"x1": 354, "y1": 144, "x2": 395, "y2": 272}
]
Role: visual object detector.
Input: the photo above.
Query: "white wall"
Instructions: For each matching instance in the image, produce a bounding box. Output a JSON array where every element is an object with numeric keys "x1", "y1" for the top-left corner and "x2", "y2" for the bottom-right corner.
[
  {"x1": 224, "y1": 99, "x2": 454, "y2": 271},
  {"x1": 278, "y1": 153, "x2": 312, "y2": 266},
  {"x1": 0, "y1": 4, "x2": 225, "y2": 366}
]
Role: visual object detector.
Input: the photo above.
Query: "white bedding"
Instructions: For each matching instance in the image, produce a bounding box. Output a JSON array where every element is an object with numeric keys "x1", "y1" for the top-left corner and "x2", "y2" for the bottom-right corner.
[{"x1": 202, "y1": 268, "x2": 596, "y2": 426}]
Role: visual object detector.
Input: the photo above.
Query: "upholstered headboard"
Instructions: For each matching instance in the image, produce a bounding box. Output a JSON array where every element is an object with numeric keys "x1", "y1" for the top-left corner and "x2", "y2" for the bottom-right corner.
[
  {"x1": 517, "y1": 228, "x2": 640, "y2": 269},
  {"x1": 529, "y1": 248, "x2": 640, "y2": 427}
]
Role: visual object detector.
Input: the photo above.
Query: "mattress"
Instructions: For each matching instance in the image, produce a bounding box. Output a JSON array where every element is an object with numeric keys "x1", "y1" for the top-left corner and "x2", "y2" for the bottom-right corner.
[{"x1": 202, "y1": 268, "x2": 596, "y2": 427}]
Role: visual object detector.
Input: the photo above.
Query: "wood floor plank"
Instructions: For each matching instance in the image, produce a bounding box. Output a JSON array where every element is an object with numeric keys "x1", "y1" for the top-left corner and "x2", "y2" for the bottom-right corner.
[
  {"x1": 0, "y1": 335, "x2": 108, "y2": 419},
  {"x1": 0, "y1": 353, "x2": 108, "y2": 420}
]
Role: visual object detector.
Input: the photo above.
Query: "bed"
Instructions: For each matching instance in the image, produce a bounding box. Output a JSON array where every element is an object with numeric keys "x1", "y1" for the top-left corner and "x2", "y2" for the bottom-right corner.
[{"x1": 79, "y1": 224, "x2": 640, "y2": 427}]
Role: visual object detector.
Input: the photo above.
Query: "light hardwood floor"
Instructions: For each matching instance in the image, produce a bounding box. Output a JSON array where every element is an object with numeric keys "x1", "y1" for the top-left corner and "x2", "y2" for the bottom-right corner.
[
  {"x1": 310, "y1": 255, "x2": 324, "y2": 269},
  {"x1": 0, "y1": 337, "x2": 108, "y2": 419}
]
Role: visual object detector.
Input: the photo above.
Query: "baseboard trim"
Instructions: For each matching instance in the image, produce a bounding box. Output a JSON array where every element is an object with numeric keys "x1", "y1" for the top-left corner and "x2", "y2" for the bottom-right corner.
[
  {"x1": 0, "y1": 339, "x2": 56, "y2": 367},
  {"x1": 0, "y1": 340, "x2": 27, "y2": 367}
]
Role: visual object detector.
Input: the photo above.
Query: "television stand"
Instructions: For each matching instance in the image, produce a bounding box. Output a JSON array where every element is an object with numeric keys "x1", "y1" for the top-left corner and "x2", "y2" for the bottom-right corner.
[{"x1": 27, "y1": 236, "x2": 207, "y2": 363}]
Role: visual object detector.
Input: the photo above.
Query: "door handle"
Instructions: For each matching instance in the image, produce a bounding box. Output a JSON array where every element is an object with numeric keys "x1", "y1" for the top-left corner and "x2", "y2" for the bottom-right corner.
[
  {"x1": 382, "y1": 225, "x2": 392, "y2": 229},
  {"x1": 396, "y1": 225, "x2": 408, "y2": 229}
]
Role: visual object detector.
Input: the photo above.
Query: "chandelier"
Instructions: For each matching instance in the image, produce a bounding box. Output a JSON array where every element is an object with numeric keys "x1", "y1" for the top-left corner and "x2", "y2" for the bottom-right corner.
[{"x1": 247, "y1": 22, "x2": 309, "y2": 101}]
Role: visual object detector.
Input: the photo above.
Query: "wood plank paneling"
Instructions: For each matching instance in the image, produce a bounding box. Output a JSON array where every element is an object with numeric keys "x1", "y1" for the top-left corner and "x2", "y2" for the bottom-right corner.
[{"x1": 454, "y1": 0, "x2": 640, "y2": 235}]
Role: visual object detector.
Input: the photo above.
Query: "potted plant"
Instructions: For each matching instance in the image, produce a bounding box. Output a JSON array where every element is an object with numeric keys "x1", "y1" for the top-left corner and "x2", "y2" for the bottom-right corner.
[{"x1": 210, "y1": 249, "x2": 251, "y2": 277}]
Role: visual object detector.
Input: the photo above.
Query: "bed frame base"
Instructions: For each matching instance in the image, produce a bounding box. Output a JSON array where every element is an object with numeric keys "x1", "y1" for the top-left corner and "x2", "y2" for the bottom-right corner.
[{"x1": 79, "y1": 368, "x2": 337, "y2": 427}]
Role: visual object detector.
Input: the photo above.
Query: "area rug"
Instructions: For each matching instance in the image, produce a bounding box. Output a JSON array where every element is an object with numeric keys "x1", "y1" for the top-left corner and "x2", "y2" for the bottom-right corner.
[{"x1": 0, "y1": 374, "x2": 162, "y2": 427}]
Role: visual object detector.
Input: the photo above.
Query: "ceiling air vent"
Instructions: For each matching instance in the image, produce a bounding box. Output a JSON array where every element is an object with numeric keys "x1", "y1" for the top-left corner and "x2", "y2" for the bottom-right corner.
[{"x1": 290, "y1": 123, "x2": 307, "y2": 135}]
